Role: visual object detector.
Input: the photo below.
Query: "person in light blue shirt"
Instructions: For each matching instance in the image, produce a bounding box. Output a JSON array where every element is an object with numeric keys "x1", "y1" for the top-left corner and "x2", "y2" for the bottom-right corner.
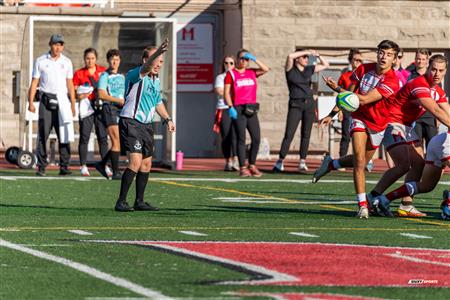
[
  {"x1": 115, "y1": 39, "x2": 175, "y2": 212},
  {"x1": 97, "y1": 49, "x2": 126, "y2": 180}
]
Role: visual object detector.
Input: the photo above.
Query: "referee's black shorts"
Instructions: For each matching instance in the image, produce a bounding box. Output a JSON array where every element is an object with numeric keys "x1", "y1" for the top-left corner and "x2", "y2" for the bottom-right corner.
[
  {"x1": 119, "y1": 117, "x2": 154, "y2": 158},
  {"x1": 102, "y1": 103, "x2": 121, "y2": 127}
]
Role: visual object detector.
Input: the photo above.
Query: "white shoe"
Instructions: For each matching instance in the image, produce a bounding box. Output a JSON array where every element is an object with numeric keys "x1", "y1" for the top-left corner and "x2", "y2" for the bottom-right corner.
[
  {"x1": 356, "y1": 206, "x2": 369, "y2": 219},
  {"x1": 312, "y1": 154, "x2": 332, "y2": 183},
  {"x1": 299, "y1": 160, "x2": 308, "y2": 171},
  {"x1": 397, "y1": 204, "x2": 427, "y2": 217},
  {"x1": 273, "y1": 160, "x2": 284, "y2": 172},
  {"x1": 105, "y1": 165, "x2": 113, "y2": 177},
  {"x1": 80, "y1": 165, "x2": 90, "y2": 177}
]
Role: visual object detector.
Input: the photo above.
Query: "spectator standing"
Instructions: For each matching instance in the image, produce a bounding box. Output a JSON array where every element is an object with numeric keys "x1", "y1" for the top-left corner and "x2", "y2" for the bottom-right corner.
[
  {"x1": 97, "y1": 49, "x2": 125, "y2": 180},
  {"x1": 224, "y1": 49, "x2": 270, "y2": 177},
  {"x1": 115, "y1": 39, "x2": 175, "y2": 212},
  {"x1": 28, "y1": 34, "x2": 76, "y2": 176},
  {"x1": 213, "y1": 55, "x2": 238, "y2": 171},
  {"x1": 409, "y1": 49, "x2": 437, "y2": 148},
  {"x1": 73, "y1": 48, "x2": 109, "y2": 177},
  {"x1": 273, "y1": 49, "x2": 329, "y2": 172},
  {"x1": 393, "y1": 49, "x2": 410, "y2": 87}
]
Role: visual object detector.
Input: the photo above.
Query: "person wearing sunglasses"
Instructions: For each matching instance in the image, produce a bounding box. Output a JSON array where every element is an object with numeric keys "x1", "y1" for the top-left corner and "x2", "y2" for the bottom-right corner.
[
  {"x1": 273, "y1": 49, "x2": 329, "y2": 172},
  {"x1": 393, "y1": 49, "x2": 409, "y2": 87},
  {"x1": 336, "y1": 49, "x2": 363, "y2": 159},
  {"x1": 213, "y1": 55, "x2": 239, "y2": 171},
  {"x1": 224, "y1": 49, "x2": 270, "y2": 177}
]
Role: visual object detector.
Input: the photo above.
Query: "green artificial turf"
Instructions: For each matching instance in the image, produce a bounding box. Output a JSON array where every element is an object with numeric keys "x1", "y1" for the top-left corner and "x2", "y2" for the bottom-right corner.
[{"x1": 0, "y1": 169, "x2": 449, "y2": 299}]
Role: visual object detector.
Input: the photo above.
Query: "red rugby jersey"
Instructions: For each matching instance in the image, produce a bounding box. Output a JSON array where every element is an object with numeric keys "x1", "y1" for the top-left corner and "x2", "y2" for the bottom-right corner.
[
  {"x1": 350, "y1": 63, "x2": 400, "y2": 132},
  {"x1": 389, "y1": 75, "x2": 448, "y2": 126},
  {"x1": 73, "y1": 64, "x2": 106, "y2": 101},
  {"x1": 338, "y1": 70, "x2": 353, "y2": 90}
]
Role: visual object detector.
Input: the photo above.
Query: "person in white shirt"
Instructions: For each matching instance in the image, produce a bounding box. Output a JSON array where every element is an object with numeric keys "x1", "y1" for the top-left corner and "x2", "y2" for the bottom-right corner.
[
  {"x1": 213, "y1": 55, "x2": 238, "y2": 171},
  {"x1": 28, "y1": 34, "x2": 76, "y2": 176}
]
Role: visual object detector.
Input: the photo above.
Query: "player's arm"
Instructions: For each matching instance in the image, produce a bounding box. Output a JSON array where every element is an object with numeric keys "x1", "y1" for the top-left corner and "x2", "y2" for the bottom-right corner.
[
  {"x1": 156, "y1": 102, "x2": 175, "y2": 132},
  {"x1": 356, "y1": 88, "x2": 383, "y2": 106},
  {"x1": 421, "y1": 98, "x2": 450, "y2": 128},
  {"x1": 98, "y1": 89, "x2": 124, "y2": 105},
  {"x1": 419, "y1": 98, "x2": 450, "y2": 128},
  {"x1": 140, "y1": 38, "x2": 169, "y2": 77},
  {"x1": 28, "y1": 78, "x2": 39, "y2": 113}
]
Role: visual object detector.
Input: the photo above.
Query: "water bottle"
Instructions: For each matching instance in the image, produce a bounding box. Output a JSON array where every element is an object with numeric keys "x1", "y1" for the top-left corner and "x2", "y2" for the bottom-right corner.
[{"x1": 176, "y1": 151, "x2": 184, "y2": 170}]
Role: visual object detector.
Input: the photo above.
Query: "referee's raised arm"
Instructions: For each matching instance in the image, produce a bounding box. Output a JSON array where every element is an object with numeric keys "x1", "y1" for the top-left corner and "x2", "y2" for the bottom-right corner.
[{"x1": 140, "y1": 38, "x2": 169, "y2": 77}]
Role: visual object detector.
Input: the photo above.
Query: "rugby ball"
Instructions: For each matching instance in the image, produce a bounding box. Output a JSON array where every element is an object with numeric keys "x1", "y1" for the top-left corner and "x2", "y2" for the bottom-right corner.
[{"x1": 336, "y1": 91, "x2": 360, "y2": 112}]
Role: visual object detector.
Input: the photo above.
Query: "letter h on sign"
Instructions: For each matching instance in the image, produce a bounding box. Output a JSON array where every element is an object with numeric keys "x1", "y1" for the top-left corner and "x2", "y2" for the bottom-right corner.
[{"x1": 182, "y1": 28, "x2": 195, "y2": 41}]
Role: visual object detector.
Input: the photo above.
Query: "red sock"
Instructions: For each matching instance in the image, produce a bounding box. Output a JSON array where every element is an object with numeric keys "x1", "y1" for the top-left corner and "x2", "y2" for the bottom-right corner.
[{"x1": 386, "y1": 185, "x2": 409, "y2": 202}]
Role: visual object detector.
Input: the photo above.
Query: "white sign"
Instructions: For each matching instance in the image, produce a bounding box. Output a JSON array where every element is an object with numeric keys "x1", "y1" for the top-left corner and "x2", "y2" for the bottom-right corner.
[{"x1": 176, "y1": 23, "x2": 214, "y2": 92}]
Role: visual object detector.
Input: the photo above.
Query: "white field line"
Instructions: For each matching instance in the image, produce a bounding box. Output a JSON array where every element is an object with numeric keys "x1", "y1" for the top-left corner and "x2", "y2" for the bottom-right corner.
[
  {"x1": 400, "y1": 233, "x2": 433, "y2": 239},
  {"x1": 85, "y1": 240, "x2": 450, "y2": 253},
  {"x1": 0, "y1": 239, "x2": 173, "y2": 300},
  {"x1": 178, "y1": 231, "x2": 208, "y2": 237},
  {"x1": 387, "y1": 253, "x2": 450, "y2": 267},
  {"x1": 1, "y1": 176, "x2": 449, "y2": 185},
  {"x1": 68, "y1": 230, "x2": 93, "y2": 236},
  {"x1": 289, "y1": 232, "x2": 319, "y2": 238},
  {"x1": 20, "y1": 244, "x2": 72, "y2": 247}
]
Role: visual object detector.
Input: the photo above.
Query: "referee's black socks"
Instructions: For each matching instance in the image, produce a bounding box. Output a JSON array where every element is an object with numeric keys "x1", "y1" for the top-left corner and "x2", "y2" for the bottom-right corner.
[
  {"x1": 135, "y1": 171, "x2": 150, "y2": 203},
  {"x1": 118, "y1": 168, "x2": 137, "y2": 202}
]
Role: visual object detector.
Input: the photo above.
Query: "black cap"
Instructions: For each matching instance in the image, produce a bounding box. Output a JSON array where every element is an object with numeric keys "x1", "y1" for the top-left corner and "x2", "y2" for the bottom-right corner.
[{"x1": 49, "y1": 34, "x2": 64, "y2": 45}]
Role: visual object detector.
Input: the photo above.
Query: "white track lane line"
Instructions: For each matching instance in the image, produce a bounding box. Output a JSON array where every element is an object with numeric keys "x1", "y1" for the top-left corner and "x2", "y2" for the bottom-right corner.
[
  {"x1": 0, "y1": 239, "x2": 173, "y2": 300},
  {"x1": 68, "y1": 230, "x2": 93, "y2": 236},
  {"x1": 178, "y1": 231, "x2": 208, "y2": 237},
  {"x1": 400, "y1": 233, "x2": 432, "y2": 239},
  {"x1": 289, "y1": 232, "x2": 319, "y2": 238}
]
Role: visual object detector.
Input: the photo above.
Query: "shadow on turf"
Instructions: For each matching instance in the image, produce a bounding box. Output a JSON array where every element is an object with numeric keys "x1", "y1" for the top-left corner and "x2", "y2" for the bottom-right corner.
[{"x1": 166, "y1": 205, "x2": 354, "y2": 217}]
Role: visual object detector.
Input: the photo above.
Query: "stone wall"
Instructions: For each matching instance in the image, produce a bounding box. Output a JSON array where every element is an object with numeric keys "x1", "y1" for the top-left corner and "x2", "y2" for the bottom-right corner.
[{"x1": 242, "y1": 0, "x2": 450, "y2": 157}]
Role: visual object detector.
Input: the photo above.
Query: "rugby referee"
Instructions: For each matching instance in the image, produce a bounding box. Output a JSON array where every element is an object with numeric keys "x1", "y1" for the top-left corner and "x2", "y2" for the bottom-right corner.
[{"x1": 115, "y1": 38, "x2": 175, "y2": 212}]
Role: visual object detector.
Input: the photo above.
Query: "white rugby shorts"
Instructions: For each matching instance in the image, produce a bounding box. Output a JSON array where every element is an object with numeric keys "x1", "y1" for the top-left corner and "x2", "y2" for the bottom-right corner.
[
  {"x1": 382, "y1": 123, "x2": 420, "y2": 151},
  {"x1": 349, "y1": 118, "x2": 385, "y2": 149},
  {"x1": 425, "y1": 132, "x2": 450, "y2": 168}
]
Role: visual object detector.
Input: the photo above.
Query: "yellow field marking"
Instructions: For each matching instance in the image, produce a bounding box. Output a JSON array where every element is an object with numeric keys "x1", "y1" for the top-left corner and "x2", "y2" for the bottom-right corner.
[
  {"x1": 401, "y1": 217, "x2": 450, "y2": 227},
  {"x1": 159, "y1": 180, "x2": 352, "y2": 211},
  {"x1": 319, "y1": 205, "x2": 354, "y2": 212},
  {"x1": 159, "y1": 180, "x2": 301, "y2": 203},
  {"x1": 0, "y1": 226, "x2": 447, "y2": 232}
]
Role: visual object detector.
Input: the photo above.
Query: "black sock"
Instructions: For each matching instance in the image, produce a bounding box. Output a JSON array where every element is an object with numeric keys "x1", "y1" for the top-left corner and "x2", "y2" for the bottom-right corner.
[
  {"x1": 118, "y1": 168, "x2": 136, "y2": 202},
  {"x1": 111, "y1": 151, "x2": 120, "y2": 174},
  {"x1": 135, "y1": 171, "x2": 150, "y2": 203},
  {"x1": 101, "y1": 150, "x2": 111, "y2": 166},
  {"x1": 370, "y1": 190, "x2": 381, "y2": 198}
]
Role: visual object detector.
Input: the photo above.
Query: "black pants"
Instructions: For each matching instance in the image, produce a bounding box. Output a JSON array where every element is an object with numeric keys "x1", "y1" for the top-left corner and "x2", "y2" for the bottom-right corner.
[
  {"x1": 36, "y1": 103, "x2": 70, "y2": 169},
  {"x1": 219, "y1": 109, "x2": 237, "y2": 159},
  {"x1": 414, "y1": 120, "x2": 437, "y2": 148},
  {"x1": 78, "y1": 109, "x2": 109, "y2": 165},
  {"x1": 234, "y1": 105, "x2": 261, "y2": 167},
  {"x1": 279, "y1": 98, "x2": 315, "y2": 159},
  {"x1": 339, "y1": 110, "x2": 351, "y2": 157}
]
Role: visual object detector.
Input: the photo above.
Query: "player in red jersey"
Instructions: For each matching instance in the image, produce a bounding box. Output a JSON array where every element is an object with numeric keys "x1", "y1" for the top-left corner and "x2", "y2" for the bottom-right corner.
[
  {"x1": 314, "y1": 40, "x2": 400, "y2": 219},
  {"x1": 370, "y1": 55, "x2": 450, "y2": 218}
]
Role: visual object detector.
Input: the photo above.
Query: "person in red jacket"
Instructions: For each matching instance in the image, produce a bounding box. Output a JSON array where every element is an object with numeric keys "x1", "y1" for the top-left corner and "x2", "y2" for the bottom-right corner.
[{"x1": 73, "y1": 48, "x2": 109, "y2": 178}]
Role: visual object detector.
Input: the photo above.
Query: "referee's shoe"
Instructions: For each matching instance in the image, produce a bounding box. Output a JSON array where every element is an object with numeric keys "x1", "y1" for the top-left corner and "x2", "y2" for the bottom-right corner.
[
  {"x1": 133, "y1": 201, "x2": 159, "y2": 211},
  {"x1": 115, "y1": 200, "x2": 134, "y2": 212}
]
